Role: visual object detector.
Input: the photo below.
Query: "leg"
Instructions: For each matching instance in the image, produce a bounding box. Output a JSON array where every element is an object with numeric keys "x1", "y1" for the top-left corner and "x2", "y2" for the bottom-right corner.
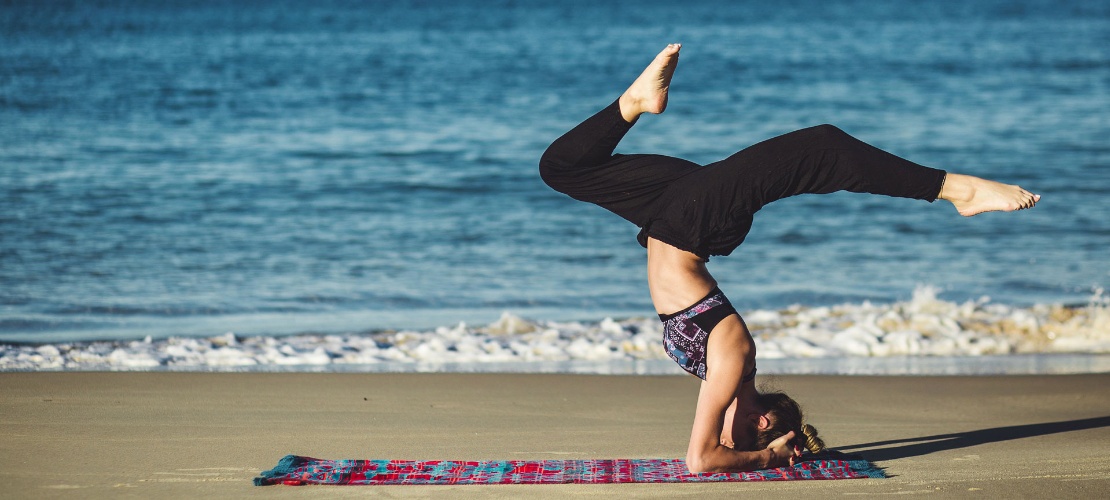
[
  {"x1": 539, "y1": 43, "x2": 681, "y2": 179},
  {"x1": 698, "y1": 124, "x2": 1038, "y2": 215},
  {"x1": 539, "y1": 44, "x2": 697, "y2": 225}
]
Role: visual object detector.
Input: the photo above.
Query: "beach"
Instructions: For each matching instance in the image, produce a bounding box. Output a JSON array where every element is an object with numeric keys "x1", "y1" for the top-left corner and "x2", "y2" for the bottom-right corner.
[
  {"x1": 4, "y1": 2, "x2": 1108, "y2": 497},
  {"x1": 2, "y1": 372, "x2": 1107, "y2": 498}
]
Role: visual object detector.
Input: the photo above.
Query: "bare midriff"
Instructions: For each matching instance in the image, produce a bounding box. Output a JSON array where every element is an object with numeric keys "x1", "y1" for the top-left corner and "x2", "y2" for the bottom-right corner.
[{"x1": 646, "y1": 237, "x2": 719, "y2": 316}]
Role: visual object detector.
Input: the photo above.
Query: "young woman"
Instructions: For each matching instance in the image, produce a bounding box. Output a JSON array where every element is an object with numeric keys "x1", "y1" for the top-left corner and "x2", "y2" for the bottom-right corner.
[{"x1": 539, "y1": 44, "x2": 1039, "y2": 473}]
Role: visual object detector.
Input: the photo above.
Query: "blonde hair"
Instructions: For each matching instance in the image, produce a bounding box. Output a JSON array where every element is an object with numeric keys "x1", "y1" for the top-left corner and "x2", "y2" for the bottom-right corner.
[{"x1": 800, "y1": 423, "x2": 826, "y2": 453}]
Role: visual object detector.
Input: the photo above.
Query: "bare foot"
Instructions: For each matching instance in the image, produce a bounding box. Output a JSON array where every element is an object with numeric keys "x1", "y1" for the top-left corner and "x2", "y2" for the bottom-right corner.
[
  {"x1": 618, "y1": 43, "x2": 681, "y2": 123},
  {"x1": 938, "y1": 173, "x2": 1040, "y2": 216}
]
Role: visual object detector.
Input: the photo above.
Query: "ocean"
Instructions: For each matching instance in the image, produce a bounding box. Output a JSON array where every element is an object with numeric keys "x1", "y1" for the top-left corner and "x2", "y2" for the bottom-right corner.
[{"x1": 1, "y1": 0, "x2": 1107, "y2": 372}]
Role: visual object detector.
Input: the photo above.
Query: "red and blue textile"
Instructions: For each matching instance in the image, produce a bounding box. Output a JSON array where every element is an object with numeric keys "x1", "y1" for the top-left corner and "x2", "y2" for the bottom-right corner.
[{"x1": 254, "y1": 454, "x2": 884, "y2": 486}]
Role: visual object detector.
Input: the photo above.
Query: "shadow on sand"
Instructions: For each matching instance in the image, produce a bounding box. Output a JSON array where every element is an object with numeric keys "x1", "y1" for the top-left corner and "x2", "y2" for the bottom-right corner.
[{"x1": 838, "y1": 416, "x2": 1110, "y2": 462}]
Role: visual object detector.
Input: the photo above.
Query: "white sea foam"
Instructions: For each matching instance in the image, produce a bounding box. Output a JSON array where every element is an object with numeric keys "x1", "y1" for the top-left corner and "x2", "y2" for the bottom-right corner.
[{"x1": 2, "y1": 287, "x2": 1108, "y2": 373}]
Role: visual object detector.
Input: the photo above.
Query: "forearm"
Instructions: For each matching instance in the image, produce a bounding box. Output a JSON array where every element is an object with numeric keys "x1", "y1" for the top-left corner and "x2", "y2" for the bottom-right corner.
[{"x1": 687, "y1": 443, "x2": 775, "y2": 473}]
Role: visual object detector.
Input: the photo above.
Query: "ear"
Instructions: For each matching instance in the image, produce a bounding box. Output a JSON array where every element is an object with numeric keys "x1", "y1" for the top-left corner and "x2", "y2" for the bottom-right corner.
[{"x1": 747, "y1": 413, "x2": 772, "y2": 430}]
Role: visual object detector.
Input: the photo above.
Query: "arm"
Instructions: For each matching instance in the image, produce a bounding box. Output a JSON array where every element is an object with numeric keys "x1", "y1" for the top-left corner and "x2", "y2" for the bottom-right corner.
[
  {"x1": 684, "y1": 316, "x2": 798, "y2": 473},
  {"x1": 643, "y1": 238, "x2": 799, "y2": 471}
]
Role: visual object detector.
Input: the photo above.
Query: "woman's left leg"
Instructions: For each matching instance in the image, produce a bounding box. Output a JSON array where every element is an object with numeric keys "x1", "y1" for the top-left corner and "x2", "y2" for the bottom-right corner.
[
  {"x1": 696, "y1": 124, "x2": 946, "y2": 214},
  {"x1": 697, "y1": 124, "x2": 1037, "y2": 215}
]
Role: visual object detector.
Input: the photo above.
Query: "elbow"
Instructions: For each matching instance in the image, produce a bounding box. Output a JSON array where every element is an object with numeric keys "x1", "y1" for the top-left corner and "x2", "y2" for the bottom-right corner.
[
  {"x1": 687, "y1": 434, "x2": 733, "y2": 473},
  {"x1": 685, "y1": 451, "x2": 715, "y2": 474}
]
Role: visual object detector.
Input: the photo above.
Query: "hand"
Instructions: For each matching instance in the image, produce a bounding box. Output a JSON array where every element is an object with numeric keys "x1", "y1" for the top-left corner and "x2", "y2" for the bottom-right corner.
[{"x1": 766, "y1": 431, "x2": 802, "y2": 468}]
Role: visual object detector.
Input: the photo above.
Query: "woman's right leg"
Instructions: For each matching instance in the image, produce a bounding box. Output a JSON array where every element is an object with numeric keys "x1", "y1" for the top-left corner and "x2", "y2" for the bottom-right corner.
[{"x1": 539, "y1": 44, "x2": 697, "y2": 225}]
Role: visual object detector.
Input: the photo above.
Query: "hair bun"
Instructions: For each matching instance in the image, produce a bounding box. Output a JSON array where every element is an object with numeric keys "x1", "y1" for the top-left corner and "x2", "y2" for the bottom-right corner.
[{"x1": 800, "y1": 423, "x2": 826, "y2": 453}]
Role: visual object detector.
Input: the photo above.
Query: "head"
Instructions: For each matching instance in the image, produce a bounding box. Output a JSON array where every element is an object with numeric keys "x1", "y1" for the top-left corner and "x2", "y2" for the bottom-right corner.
[{"x1": 753, "y1": 391, "x2": 826, "y2": 454}]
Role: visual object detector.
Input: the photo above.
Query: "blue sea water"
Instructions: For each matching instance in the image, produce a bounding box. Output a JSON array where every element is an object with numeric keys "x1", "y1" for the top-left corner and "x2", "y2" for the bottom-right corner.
[{"x1": 2, "y1": 0, "x2": 1108, "y2": 344}]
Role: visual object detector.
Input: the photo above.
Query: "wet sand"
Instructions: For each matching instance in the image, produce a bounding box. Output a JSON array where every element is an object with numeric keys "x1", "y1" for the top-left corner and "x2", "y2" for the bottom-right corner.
[{"x1": 1, "y1": 372, "x2": 1107, "y2": 498}]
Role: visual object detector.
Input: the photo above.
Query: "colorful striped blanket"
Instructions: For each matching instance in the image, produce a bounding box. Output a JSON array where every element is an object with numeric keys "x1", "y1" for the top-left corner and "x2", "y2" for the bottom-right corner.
[{"x1": 255, "y1": 454, "x2": 884, "y2": 486}]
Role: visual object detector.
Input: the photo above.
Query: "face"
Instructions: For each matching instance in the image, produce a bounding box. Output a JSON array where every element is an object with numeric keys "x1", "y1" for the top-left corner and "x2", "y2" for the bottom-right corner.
[
  {"x1": 729, "y1": 415, "x2": 758, "y2": 450},
  {"x1": 722, "y1": 398, "x2": 772, "y2": 451},
  {"x1": 728, "y1": 411, "x2": 772, "y2": 451}
]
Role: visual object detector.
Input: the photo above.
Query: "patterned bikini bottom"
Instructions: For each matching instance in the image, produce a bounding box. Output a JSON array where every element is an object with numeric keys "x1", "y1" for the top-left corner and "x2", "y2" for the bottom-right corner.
[{"x1": 659, "y1": 287, "x2": 755, "y2": 382}]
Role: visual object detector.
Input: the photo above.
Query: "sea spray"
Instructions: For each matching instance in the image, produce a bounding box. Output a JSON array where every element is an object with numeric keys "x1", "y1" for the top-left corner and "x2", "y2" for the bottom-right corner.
[{"x1": 3, "y1": 287, "x2": 1107, "y2": 372}]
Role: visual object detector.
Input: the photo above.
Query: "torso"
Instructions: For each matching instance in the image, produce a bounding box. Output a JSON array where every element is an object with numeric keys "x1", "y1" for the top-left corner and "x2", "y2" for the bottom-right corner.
[{"x1": 646, "y1": 237, "x2": 718, "y2": 315}]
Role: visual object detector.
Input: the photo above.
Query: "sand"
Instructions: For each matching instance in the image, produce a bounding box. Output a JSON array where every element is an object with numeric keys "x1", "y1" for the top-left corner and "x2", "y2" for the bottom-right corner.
[{"x1": 1, "y1": 372, "x2": 1107, "y2": 499}]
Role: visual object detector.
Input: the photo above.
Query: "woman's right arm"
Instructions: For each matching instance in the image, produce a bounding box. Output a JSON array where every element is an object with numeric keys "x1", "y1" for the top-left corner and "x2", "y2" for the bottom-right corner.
[{"x1": 684, "y1": 317, "x2": 799, "y2": 473}]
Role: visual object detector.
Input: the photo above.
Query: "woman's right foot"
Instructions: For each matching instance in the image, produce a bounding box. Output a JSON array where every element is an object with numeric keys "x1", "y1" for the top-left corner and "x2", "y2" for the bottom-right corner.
[
  {"x1": 939, "y1": 173, "x2": 1040, "y2": 216},
  {"x1": 618, "y1": 44, "x2": 681, "y2": 123}
]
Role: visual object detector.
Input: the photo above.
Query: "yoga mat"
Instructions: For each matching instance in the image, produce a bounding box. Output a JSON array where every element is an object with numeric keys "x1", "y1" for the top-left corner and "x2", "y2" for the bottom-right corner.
[{"x1": 255, "y1": 453, "x2": 884, "y2": 486}]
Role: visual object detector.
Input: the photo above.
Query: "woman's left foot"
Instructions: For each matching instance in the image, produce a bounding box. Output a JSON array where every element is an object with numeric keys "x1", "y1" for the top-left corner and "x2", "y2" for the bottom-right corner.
[{"x1": 939, "y1": 173, "x2": 1040, "y2": 216}]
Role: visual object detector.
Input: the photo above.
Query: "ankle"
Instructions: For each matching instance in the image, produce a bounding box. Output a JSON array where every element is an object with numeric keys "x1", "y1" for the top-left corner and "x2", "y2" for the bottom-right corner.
[
  {"x1": 938, "y1": 173, "x2": 974, "y2": 203},
  {"x1": 618, "y1": 93, "x2": 642, "y2": 123}
]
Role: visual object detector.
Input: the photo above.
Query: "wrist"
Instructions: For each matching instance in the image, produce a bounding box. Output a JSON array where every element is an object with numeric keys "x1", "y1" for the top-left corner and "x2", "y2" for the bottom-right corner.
[{"x1": 761, "y1": 448, "x2": 776, "y2": 469}]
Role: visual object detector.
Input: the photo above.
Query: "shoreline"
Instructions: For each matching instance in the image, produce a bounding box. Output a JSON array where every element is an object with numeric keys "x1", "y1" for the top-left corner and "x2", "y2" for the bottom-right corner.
[
  {"x1": 4, "y1": 353, "x2": 1110, "y2": 376},
  {"x1": 4, "y1": 289, "x2": 1108, "y2": 372},
  {"x1": 2, "y1": 372, "x2": 1107, "y2": 498}
]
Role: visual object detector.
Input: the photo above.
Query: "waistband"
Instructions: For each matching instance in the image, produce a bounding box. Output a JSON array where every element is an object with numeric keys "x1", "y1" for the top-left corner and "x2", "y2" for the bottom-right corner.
[{"x1": 658, "y1": 286, "x2": 724, "y2": 322}]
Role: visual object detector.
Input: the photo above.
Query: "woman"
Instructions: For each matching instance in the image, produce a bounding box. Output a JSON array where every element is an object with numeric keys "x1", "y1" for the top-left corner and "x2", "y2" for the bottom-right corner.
[{"x1": 539, "y1": 44, "x2": 1039, "y2": 473}]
